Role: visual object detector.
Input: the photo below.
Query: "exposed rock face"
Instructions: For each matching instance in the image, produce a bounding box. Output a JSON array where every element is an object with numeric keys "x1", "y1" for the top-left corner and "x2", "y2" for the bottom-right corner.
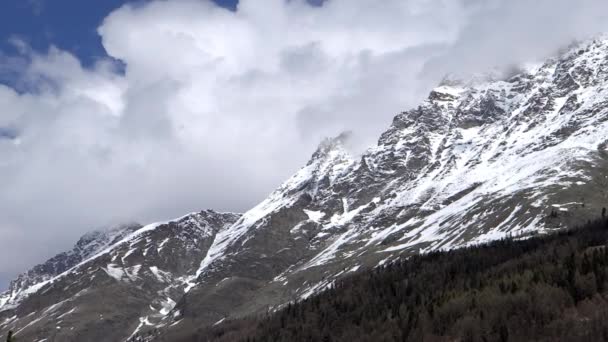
[{"x1": 3, "y1": 36, "x2": 608, "y2": 341}]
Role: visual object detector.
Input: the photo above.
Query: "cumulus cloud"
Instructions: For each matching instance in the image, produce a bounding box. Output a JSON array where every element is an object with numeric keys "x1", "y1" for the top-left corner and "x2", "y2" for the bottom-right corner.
[{"x1": 1, "y1": 0, "x2": 607, "y2": 284}]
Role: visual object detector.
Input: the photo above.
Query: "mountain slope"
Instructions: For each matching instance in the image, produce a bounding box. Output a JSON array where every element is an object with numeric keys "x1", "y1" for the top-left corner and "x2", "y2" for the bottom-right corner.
[
  {"x1": 2, "y1": 36, "x2": 608, "y2": 341},
  {"x1": 159, "y1": 36, "x2": 608, "y2": 340},
  {"x1": 0, "y1": 210, "x2": 240, "y2": 341},
  {"x1": 193, "y1": 218, "x2": 608, "y2": 342},
  {"x1": 0, "y1": 222, "x2": 142, "y2": 311}
]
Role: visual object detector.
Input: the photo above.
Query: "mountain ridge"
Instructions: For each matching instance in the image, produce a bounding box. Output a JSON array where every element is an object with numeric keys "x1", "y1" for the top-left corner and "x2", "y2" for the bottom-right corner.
[
  {"x1": 0, "y1": 222, "x2": 143, "y2": 311},
  {"x1": 3, "y1": 35, "x2": 608, "y2": 341}
]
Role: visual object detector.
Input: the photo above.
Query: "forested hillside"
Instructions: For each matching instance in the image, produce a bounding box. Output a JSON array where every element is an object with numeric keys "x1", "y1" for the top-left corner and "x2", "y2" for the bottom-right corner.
[{"x1": 182, "y1": 216, "x2": 608, "y2": 342}]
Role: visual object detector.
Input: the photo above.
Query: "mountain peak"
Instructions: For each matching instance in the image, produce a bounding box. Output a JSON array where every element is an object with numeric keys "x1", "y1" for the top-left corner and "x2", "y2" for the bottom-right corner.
[
  {"x1": 5, "y1": 34, "x2": 608, "y2": 342},
  {"x1": 308, "y1": 132, "x2": 352, "y2": 164}
]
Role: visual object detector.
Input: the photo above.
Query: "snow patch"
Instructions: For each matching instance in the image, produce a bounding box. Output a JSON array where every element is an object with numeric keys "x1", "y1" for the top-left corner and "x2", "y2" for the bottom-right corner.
[{"x1": 304, "y1": 209, "x2": 325, "y2": 222}]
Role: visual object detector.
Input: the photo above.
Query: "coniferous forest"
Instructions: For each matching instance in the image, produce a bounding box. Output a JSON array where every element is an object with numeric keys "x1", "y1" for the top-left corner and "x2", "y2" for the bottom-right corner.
[{"x1": 178, "y1": 217, "x2": 608, "y2": 342}]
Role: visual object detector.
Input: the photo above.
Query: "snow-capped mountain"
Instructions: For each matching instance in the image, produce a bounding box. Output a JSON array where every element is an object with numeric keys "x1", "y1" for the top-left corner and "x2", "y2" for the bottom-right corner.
[
  {"x1": 3, "y1": 36, "x2": 608, "y2": 341},
  {"x1": 0, "y1": 211, "x2": 240, "y2": 341},
  {"x1": 0, "y1": 223, "x2": 142, "y2": 311}
]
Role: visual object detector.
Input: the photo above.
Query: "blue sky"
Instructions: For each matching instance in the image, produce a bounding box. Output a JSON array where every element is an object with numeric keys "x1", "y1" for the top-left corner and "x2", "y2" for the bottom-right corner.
[{"x1": 0, "y1": 0, "x2": 237, "y2": 68}]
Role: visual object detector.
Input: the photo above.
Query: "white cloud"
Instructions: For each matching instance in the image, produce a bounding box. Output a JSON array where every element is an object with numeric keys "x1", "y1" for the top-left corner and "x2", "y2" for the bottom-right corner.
[{"x1": 1, "y1": 0, "x2": 607, "y2": 283}]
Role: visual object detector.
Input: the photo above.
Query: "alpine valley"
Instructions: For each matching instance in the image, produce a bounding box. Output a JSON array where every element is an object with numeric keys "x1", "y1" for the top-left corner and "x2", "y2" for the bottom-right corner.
[{"x1": 3, "y1": 35, "x2": 608, "y2": 342}]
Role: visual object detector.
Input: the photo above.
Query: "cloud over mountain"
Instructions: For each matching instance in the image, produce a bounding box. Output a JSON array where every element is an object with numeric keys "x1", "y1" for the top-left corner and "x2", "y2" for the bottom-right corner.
[{"x1": 1, "y1": 0, "x2": 607, "y2": 285}]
